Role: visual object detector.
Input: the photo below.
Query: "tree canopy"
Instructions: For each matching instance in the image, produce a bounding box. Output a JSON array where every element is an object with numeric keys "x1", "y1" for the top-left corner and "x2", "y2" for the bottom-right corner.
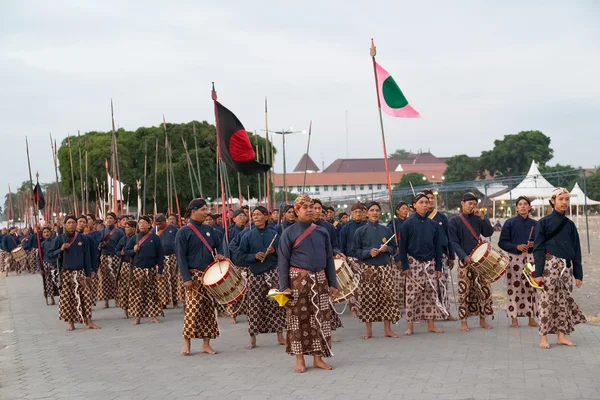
[
  {"x1": 388, "y1": 149, "x2": 410, "y2": 159},
  {"x1": 444, "y1": 154, "x2": 481, "y2": 182},
  {"x1": 395, "y1": 172, "x2": 430, "y2": 189}
]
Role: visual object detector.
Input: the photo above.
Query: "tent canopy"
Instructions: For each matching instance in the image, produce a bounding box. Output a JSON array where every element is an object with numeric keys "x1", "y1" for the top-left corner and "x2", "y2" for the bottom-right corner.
[
  {"x1": 532, "y1": 182, "x2": 600, "y2": 206},
  {"x1": 491, "y1": 160, "x2": 556, "y2": 201}
]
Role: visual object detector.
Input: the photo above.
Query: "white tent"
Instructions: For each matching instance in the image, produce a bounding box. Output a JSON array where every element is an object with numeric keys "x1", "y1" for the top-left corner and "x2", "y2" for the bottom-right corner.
[
  {"x1": 569, "y1": 183, "x2": 600, "y2": 206},
  {"x1": 491, "y1": 160, "x2": 556, "y2": 201}
]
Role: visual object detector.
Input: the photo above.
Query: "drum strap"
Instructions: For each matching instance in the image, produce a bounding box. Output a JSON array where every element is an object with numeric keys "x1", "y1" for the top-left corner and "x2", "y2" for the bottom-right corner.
[
  {"x1": 293, "y1": 223, "x2": 316, "y2": 248},
  {"x1": 545, "y1": 216, "x2": 569, "y2": 242},
  {"x1": 187, "y1": 223, "x2": 215, "y2": 254},
  {"x1": 102, "y1": 227, "x2": 118, "y2": 244},
  {"x1": 66, "y1": 232, "x2": 79, "y2": 246},
  {"x1": 458, "y1": 213, "x2": 480, "y2": 242},
  {"x1": 428, "y1": 210, "x2": 437, "y2": 220}
]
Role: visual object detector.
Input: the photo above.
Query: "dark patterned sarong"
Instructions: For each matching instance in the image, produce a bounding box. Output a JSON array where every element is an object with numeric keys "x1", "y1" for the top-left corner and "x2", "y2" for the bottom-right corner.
[
  {"x1": 157, "y1": 254, "x2": 178, "y2": 306},
  {"x1": 438, "y1": 254, "x2": 452, "y2": 315},
  {"x1": 506, "y1": 253, "x2": 537, "y2": 319},
  {"x1": 128, "y1": 267, "x2": 163, "y2": 318},
  {"x1": 41, "y1": 261, "x2": 60, "y2": 298},
  {"x1": 537, "y1": 256, "x2": 586, "y2": 336},
  {"x1": 458, "y1": 263, "x2": 493, "y2": 320},
  {"x1": 182, "y1": 269, "x2": 220, "y2": 339},
  {"x1": 176, "y1": 268, "x2": 185, "y2": 302},
  {"x1": 286, "y1": 268, "x2": 332, "y2": 358},
  {"x1": 26, "y1": 249, "x2": 39, "y2": 273},
  {"x1": 358, "y1": 264, "x2": 401, "y2": 324},
  {"x1": 405, "y1": 257, "x2": 444, "y2": 322},
  {"x1": 97, "y1": 254, "x2": 119, "y2": 300},
  {"x1": 225, "y1": 266, "x2": 248, "y2": 318},
  {"x1": 116, "y1": 262, "x2": 132, "y2": 310},
  {"x1": 58, "y1": 270, "x2": 92, "y2": 324},
  {"x1": 346, "y1": 257, "x2": 362, "y2": 316},
  {"x1": 246, "y1": 268, "x2": 285, "y2": 336}
]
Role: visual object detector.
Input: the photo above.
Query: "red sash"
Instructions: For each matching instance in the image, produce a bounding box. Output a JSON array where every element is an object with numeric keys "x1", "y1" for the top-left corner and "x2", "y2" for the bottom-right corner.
[
  {"x1": 293, "y1": 224, "x2": 316, "y2": 248},
  {"x1": 156, "y1": 228, "x2": 165, "y2": 236},
  {"x1": 102, "y1": 226, "x2": 118, "y2": 243},
  {"x1": 138, "y1": 232, "x2": 152, "y2": 246},
  {"x1": 65, "y1": 232, "x2": 78, "y2": 246},
  {"x1": 458, "y1": 213, "x2": 481, "y2": 242},
  {"x1": 187, "y1": 223, "x2": 215, "y2": 254}
]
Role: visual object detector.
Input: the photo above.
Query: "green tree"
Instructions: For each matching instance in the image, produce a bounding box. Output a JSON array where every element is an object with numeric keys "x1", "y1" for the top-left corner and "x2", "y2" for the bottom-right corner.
[
  {"x1": 388, "y1": 149, "x2": 410, "y2": 159},
  {"x1": 274, "y1": 191, "x2": 298, "y2": 202},
  {"x1": 479, "y1": 130, "x2": 553, "y2": 177},
  {"x1": 539, "y1": 164, "x2": 580, "y2": 189},
  {"x1": 395, "y1": 172, "x2": 430, "y2": 189},
  {"x1": 585, "y1": 169, "x2": 600, "y2": 201},
  {"x1": 444, "y1": 154, "x2": 480, "y2": 182}
]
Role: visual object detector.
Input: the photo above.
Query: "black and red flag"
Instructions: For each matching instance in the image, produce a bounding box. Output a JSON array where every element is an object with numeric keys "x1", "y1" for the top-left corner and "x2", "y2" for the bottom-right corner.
[
  {"x1": 32, "y1": 182, "x2": 45, "y2": 210},
  {"x1": 215, "y1": 101, "x2": 271, "y2": 175}
]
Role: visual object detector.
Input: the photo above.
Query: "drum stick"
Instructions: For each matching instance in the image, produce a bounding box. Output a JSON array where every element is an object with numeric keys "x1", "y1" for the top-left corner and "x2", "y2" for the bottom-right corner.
[
  {"x1": 378, "y1": 236, "x2": 394, "y2": 251},
  {"x1": 406, "y1": 274, "x2": 424, "y2": 290},
  {"x1": 527, "y1": 227, "x2": 534, "y2": 248},
  {"x1": 261, "y1": 233, "x2": 278, "y2": 263}
]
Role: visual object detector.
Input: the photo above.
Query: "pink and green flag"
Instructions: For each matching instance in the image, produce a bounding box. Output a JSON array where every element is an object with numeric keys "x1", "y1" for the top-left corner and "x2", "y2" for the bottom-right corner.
[{"x1": 375, "y1": 62, "x2": 420, "y2": 118}]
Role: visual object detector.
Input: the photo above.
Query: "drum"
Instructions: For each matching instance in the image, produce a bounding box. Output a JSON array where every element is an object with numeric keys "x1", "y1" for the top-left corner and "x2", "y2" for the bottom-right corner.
[
  {"x1": 469, "y1": 242, "x2": 509, "y2": 283},
  {"x1": 202, "y1": 259, "x2": 246, "y2": 305},
  {"x1": 11, "y1": 246, "x2": 27, "y2": 268},
  {"x1": 333, "y1": 258, "x2": 359, "y2": 303}
]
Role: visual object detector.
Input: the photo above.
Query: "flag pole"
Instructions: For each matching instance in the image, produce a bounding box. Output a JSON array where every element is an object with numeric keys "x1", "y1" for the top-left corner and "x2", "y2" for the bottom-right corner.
[
  {"x1": 193, "y1": 122, "x2": 204, "y2": 197},
  {"x1": 302, "y1": 120, "x2": 313, "y2": 194},
  {"x1": 370, "y1": 39, "x2": 398, "y2": 243},
  {"x1": 163, "y1": 116, "x2": 172, "y2": 214},
  {"x1": 25, "y1": 137, "x2": 43, "y2": 265},
  {"x1": 254, "y1": 134, "x2": 262, "y2": 204},
  {"x1": 211, "y1": 82, "x2": 229, "y2": 244},
  {"x1": 49, "y1": 134, "x2": 64, "y2": 215},
  {"x1": 264, "y1": 97, "x2": 272, "y2": 210},
  {"x1": 110, "y1": 99, "x2": 118, "y2": 213},
  {"x1": 67, "y1": 135, "x2": 79, "y2": 216}
]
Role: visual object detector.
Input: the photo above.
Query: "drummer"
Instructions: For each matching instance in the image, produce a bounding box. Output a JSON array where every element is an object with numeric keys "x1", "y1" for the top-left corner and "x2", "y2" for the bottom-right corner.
[
  {"x1": 353, "y1": 201, "x2": 399, "y2": 339},
  {"x1": 175, "y1": 198, "x2": 226, "y2": 356},
  {"x1": 399, "y1": 192, "x2": 444, "y2": 335},
  {"x1": 448, "y1": 192, "x2": 494, "y2": 332},
  {"x1": 2, "y1": 227, "x2": 19, "y2": 276},
  {"x1": 498, "y1": 196, "x2": 538, "y2": 328},
  {"x1": 278, "y1": 194, "x2": 338, "y2": 373},
  {"x1": 238, "y1": 206, "x2": 285, "y2": 349}
]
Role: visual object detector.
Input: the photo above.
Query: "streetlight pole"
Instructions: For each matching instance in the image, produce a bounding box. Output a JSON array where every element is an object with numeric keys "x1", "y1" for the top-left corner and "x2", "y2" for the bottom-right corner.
[{"x1": 273, "y1": 128, "x2": 302, "y2": 203}]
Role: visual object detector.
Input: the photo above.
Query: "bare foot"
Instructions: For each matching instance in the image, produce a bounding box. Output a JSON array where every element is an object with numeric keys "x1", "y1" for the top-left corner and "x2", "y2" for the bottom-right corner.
[
  {"x1": 557, "y1": 337, "x2": 577, "y2": 346},
  {"x1": 151, "y1": 317, "x2": 161, "y2": 324},
  {"x1": 246, "y1": 336, "x2": 257, "y2": 349},
  {"x1": 428, "y1": 326, "x2": 443, "y2": 334},
  {"x1": 295, "y1": 359, "x2": 306, "y2": 373},
  {"x1": 202, "y1": 344, "x2": 217, "y2": 355},
  {"x1": 122, "y1": 311, "x2": 129, "y2": 319},
  {"x1": 528, "y1": 318, "x2": 539, "y2": 328},
  {"x1": 103, "y1": 301, "x2": 109, "y2": 309},
  {"x1": 480, "y1": 319, "x2": 492, "y2": 330},
  {"x1": 229, "y1": 317, "x2": 237, "y2": 325},
  {"x1": 133, "y1": 318, "x2": 141, "y2": 325},
  {"x1": 351, "y1": 310, "x2": 358, "y2": 318},
  {"x1": 181, "y1": 339, "x2": 191, "y2": 356},
  {"x1": 67, "y1": 323, "x2": 75, "y2": 331},
  {"x1": 173, "y1": 302, "x2": 178, "y2": 308},
  {"x1": 460, "y1": 321, "x2": 470, "y2": 332},
  {"x1": 446, "y1": 315, "x2": 457, "y2": 321},
  {"x1": 510, "y1": 318, "x2": 519, "y2": 328},
  {"x1": 361, "y1": 334, "x2": 372, "y2": 340},
  {"x1": 361, "y1": 323, "x2": 373, "y2": 340},
  {"x1": 540, "y1": 337, "x2": 550, "y2": 349},
  {"x1": 331, "y1": 336, "x2": 341, "y2": 343},
  {"x1": 277, "y1": 332, "x2": 286, "y2": 345},
  {"x1": 313, "y1": 358, "x2": 333, "y2": 370},
  {"x1": 403, "y1": 328, "x2": 413, "y2": 336},
  {"x1": 85, "y1": 322, "x2": 100, "y2": 329}
]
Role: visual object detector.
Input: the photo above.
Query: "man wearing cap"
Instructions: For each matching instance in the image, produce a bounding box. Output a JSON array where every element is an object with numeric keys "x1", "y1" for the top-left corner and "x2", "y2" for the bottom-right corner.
[
  {"x1": 38, "y1": 226, "x2": 60, "y2": 305},
  {"x1": 399, "y1": 193, "x2": 444, "y2": 335},
  {"x1": 223, "y1": 209, "x2": 249, "y2": 324},
  {"x1": 238, "y1": 206, "x2": 285, "y2": 349},
  {"x1": 98, "y1": 212, "x2": 125, "y2": 308},
  {"x1": 339, "y1": 202, "x2": 367, "y2": 318},
  {"x1": 336, "y1": 212, "x2": 348, "y2": 233},
  {"x1": 274, "y1": 205, "x2": 296, "y2": 235},
  {"x1": 448, "y1": 192, "x2": 494, "y2": 332},
  {"x1": 125, "y1": 216, "x2": 164, "y2": 325},
  {"x1": 153, "y1": 214, "x2": 179, "y2": 309},
  {"x1": 422, "y1": 189, "x2": 456, "y2": 320},
  {"x1": 175, "y1": 198, "x2": 225, "y2": 356},
  {"x1": 49, "y1": 216, "x2": 99, "y2": 331},
  {"x1": 498, "y1": 196, "x2": 539, "y2": 328},
  {"x1": 116, "y1": 220, "x2": 137, "y2": 318},
  {"x1": 269, "y1": 209, "x2": 280, "y2": 229},
  {"x1": 325, "y1": 206, "x2": 336, "y2": 225},
  {"x1": 533, "y1": 188, "x2": 586, "y2": 349},
  {"x1": 353, "y1": 201, "x2": 399, "y2": 339},
  {"x1": 278, "y1": 194, "x2": 338, "y2": 373}
]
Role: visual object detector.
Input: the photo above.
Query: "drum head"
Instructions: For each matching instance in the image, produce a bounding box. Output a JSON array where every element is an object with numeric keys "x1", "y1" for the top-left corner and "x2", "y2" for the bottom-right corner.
[
  {"x1": 203, "y1": 261, "x2": 229, "y2": 285},
  {"x1": 471, "y1": 243, "x2": 488, "y2": 262},
  {"x1": 334, "y1": 258, "x2": 344, "y2": 272}
]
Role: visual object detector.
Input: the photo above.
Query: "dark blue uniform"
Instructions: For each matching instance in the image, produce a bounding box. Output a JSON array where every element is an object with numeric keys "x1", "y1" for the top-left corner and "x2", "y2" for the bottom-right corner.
[
  {"x1": 239, "y1": 226, "x2": 279, "y2": 275},
  {"x1": 175, "y1": 219, "x2": 224, "y2": 282},
  {"x1": 448, "y1": 213, "x2": 494, "y2": 261},
  {"x1": 49, "y1": 232, "x2": 92, "y2": 276},
  {"x1": 339, "y1": 219, "x2": 365, "y2": 257},
  {"x1": 315, "y1": 219, "x2": 340, "y2": 255},
  {"x1": 399, "y1": 213, "x2": 442, "y2": 271},
  {"x1": 353, "y1": 222, "x2": 396, "y2": 266},
  {"x1": 499, "y1": 215, "x2": 537, "y2": 255},
  {"x1": 100, "y1": 225, "x2": 125, "y2": 255},
  {"x1": 153, "y1": 224, "x2": 177, "y2": 256},
  {"x1": 125, "y1": 232, "x2": 164, "y2": 273},
  {"x1": 429, "y1": 211, "x2": 454, "y2": 259}
]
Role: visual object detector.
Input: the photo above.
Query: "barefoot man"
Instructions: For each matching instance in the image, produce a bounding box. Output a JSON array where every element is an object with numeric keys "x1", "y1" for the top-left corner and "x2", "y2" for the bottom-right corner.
[
  {"x1": 116, "y1": 220, "x2": 136, "y2": 318},
  {"x1": 339, "y1": 203, "x2": 367, "y2": 318},
  {"x1": 533, "y1": 188, "x2": 586, "y2": 349},
  {"x1": 448, "y1": 192, "x2": 494, "y2": 332},
  {"x1": 278, "y1": 195, "x2": 338, "y2": 373},
  {"x1": 399, "y1": 193, "x2": 445, "y2": 335},
  {"x1": 353, "y1": 201, "x2": 400, "y2": 339},
  {"x1": 175, "y1": 198, "x2": 225, "y2": 356},
  {"x1": 498, "y1": 196, "x2": 539, "y2": 328},
  {"x1": 153, "y1": 214, "x2": 179, "y2": 309},
  {"x1": 98, "y1": 212, "x2": 125, "y2": 308},
  {"x1": 50, "y1": 215, "x2": 100, "y2": 331},
  {"x1": 238, "y1": 206, "x2": 286, "y2": 349},
  {"x1": 125, "y1": 216, "x2": 164, "y2": 325}
]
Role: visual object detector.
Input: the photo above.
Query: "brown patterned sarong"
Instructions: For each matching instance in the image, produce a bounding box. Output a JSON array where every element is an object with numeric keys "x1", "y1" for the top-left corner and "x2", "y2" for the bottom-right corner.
[
  {"x1": 286, "y1": 268, "x2": 332, "y2": 357},
  {"x1": 128, "y1": 267, "x2": 163, "y2": 318},
  {"x1": 458, "y1": 263, "x2": 493, "y2": 320},
  {"x1": 346, "y1": 257, "x2": 362, "y2": 316},
  {"x1": 438, "y1": 254, "x2": 452, "y2": 316},
  {"x1": 358, "y1": 264, "x2": 401, "y2": 324},
  {"x1": 246, "y1": 268, "x2": 285, "y2": 336},
  {"x1": 537, "y1": 256, "x2": 586, "y2": 336},
  {"x1": 225, "y1": 266, "x2": 248, "y2": 317},
  {"x1": 0, "y1": 251, "x2": 6, "y2": 273},
  {"x1": 97, "y1": 254, "x2": 119, "y2": 300},
  {"x1": 157, "y1": 254, "x2": 178, "y2": 306},
  {"x1": 26, "y1": 249, "x2": 38, "y2": 273},
  {"x1": 59, "y1": 270, "x2": 92, "y2": 323},
  {"x1": 182, "y1": 269, "x2": 220, "y2": 339},
  {"x1": 405, "y1": 257, "x2": 444, "y2": 322},
  {"x1": 506, "y1": 253, "x2": 537, "y2": 319},
  {"x1": 176, "y1": 268, "x2": 185, "y2": 302},
  {"x1": 116, "y1": 262, "x2": 132, "y2": 310},
  {"x1": 41, "y1": 261, "x2": 60, "y2": 298}
]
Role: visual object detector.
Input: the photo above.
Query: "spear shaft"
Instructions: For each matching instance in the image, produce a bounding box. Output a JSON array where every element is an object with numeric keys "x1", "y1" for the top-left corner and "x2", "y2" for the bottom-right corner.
[
  {"x1": 77, "y1": 131, "x2": 85, "y2": 214},
  {"x1": 143, "y1": 138, "x2": 147, "y2": 215},
  {"x1": 193, "y1": 123, "x2": 203, "y2": 197},
  {"x1": 153, "y1": 138, "x2": 158, "y2": 216},
  {"x1": 181, "y1": 138, "x2": 196, "y2": 198},
  {"x1": 67, "y1": 135, "x2": 78, "y2": 215},
  {"x1": 49, "y1": 134, "x2": 64, "y2": 215}
]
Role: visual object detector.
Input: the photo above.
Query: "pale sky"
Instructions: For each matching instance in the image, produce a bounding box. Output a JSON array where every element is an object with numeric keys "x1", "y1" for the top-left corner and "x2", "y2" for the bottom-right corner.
[{"x1": 1, "y1": 0, "x2": 599, "y2": 204}]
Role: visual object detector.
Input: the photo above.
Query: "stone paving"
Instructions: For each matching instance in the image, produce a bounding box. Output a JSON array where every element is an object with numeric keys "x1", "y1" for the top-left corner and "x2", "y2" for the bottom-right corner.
[{"x1": 1, "y1": 273, "x2": 599, "y2": 400}]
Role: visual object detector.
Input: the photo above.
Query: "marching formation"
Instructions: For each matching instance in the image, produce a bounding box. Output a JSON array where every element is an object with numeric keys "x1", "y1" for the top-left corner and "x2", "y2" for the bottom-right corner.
[{"x1": 0, "y1": 187, "x2": 586, "y2": 372}]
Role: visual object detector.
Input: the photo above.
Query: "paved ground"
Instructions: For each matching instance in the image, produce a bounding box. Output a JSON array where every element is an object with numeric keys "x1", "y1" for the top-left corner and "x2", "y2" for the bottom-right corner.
[{"x1": 1, "y1": 274, "x2": 600, "y2": 400}]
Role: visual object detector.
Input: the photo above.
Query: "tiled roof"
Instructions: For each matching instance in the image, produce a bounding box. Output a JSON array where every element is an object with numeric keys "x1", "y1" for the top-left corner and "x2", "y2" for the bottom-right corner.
[
  {"x1": 322, "y1": 152, "x2": 443, "y2": 173},
  {"x1": 292, "y1": 153, "x2": 319, "y2": 172}
]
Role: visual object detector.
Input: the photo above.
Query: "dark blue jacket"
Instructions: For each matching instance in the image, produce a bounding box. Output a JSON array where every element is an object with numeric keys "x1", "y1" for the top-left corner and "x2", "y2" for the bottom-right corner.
[
  {"x1": 49, "y1": 232, "x2": 92, "y2": 276},
  {"x1": 339, "y1": 219, "x2": 366, "y2": 257},
  {"x1": 353, "y1": 221, "x2": 396, "y2": 266},
  {"x1": 399, "y1": 212, "x2": 442, "y2": 271},
  {"x1": 153, "y1": 224, "x2": 178, "y2": 255},
  {"x1": 175, "y1": 219, "x2": 224, "y2": 281},
  {"x1": 498, "y1": 215, "x2": 537, "y2": 255},
  {"x1": 448, "y1": 213, "x2": 494, "y2": 261},
  {"x1": 100, "y1": 225, "x2": 125, "y2": 255},
  {"x1": 239, "y1": 226, "x2": 279, "y2": 275},
  {"x1": 126, "y1": 232, "x2": 164, "y2": 273}
]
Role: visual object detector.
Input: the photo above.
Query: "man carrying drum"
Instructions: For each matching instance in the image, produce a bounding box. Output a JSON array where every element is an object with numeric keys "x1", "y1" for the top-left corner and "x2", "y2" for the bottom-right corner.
[
  {"x1": 175, "y1": 198, "x2": 226, "y2": 356},
  {"x1": 448, "y1": 192, "x2": 495, "y2": 332},
  {"x1": 238, "y1": 206, "x2": 285, "y2": 349},
  {"x1": 498, "y1": 196, "x2": 539, "y2": 328},
  {"x1": 278, "y1": 194, "x2": 338, "y2": 373}
]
